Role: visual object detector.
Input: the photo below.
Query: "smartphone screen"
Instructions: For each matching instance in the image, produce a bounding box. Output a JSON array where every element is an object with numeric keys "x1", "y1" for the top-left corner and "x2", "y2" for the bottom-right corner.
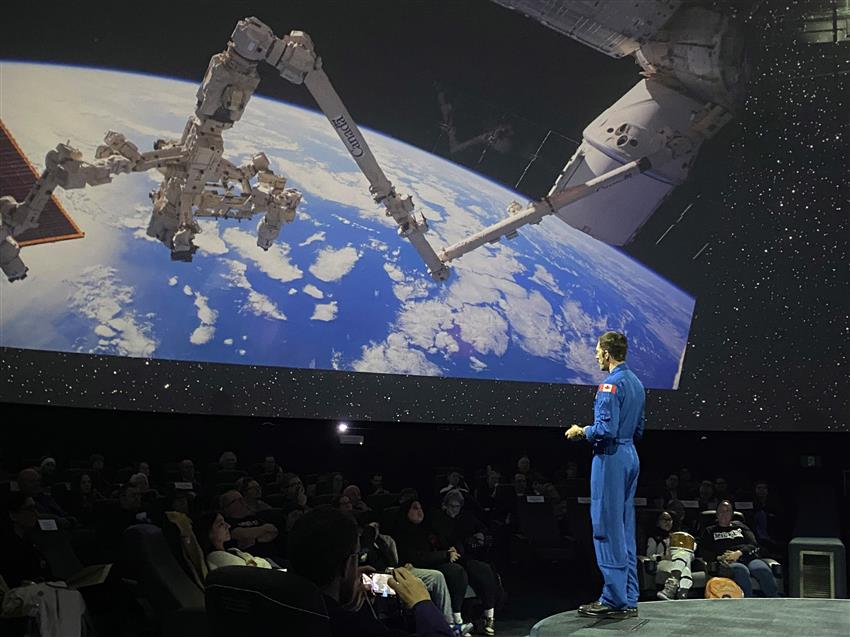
[{"x1": 363, "y1": 572, "x2": 396, "y2": 596}]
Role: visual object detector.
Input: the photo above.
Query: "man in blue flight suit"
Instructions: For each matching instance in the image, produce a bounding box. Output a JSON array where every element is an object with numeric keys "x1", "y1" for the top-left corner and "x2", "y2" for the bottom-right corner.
[{"x1": 565, "y1": 331, "x2": 645, "y2": 619}]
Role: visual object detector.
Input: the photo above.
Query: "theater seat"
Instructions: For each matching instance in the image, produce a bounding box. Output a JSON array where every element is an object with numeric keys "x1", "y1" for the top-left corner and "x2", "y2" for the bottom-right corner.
[
  {"x1": 205, "y1": 566, "x2": 330, "y2": 637},
  {"x1": 123, "y1": 524, "x2": 207, "y2": 636}
]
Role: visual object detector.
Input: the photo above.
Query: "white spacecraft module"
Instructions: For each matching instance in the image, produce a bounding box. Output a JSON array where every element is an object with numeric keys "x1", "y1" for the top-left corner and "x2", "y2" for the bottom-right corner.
[{"x1": 438, "y1": 0, "x2": 746, "y2": 262}]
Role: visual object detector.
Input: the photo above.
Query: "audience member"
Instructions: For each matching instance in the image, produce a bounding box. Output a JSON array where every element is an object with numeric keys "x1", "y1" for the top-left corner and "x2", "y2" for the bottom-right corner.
[
  {"x1": 0, "y1": 493, "x2": 53, "y2": 587},
  {"x1": 698, "y1": 480, "x2": 718, "y2": 512},
  {"x1": 395, "y1": 500, "x2": 478, "y2": 634},
  {"x1": 646, "y1": 511, "x2": 694, "y2": 600},
  {"x1": 343, "y1": 485, "x2": 371, "y2": 513},
  {"x1": 368, "y1": 473, "x2": 389, "y2": 496},
  {"x1": 516, "y1": 456, "x2": 531, "y2": 477},
  {"x1": 38, "y1": 456, "x2": 58, "y2": 486},
  {"x1": 218, "y1": 451, "x2": 239, "y2": 472},
  {"x1": 261, "y1": 455, "x2": 285, "y2": 485},
  {"x1": 89, "y1": 453, "x2": 112, "y2": 495},
  {"x1": 196, "y1": 510, "x2": 275, "y2": 571},
  {"x1": 431, "y1": 490, "x2": 499, "y2": 634},
  {"x1": 358, "y1": 521, "x2": 460, "y2": 632},
  {"x1": 751, "y1": 480, "x2": 786, "y2": 558},
  {"x1": 67, "y1": 472, "x2": 104, "y2": 524},
  {"x1": 219, "y1": 489, "x2": 279, "y2": 556},
  {"x1": 512, "y1": 473, "x2": 528, "y2": 496},
  {"x1": 16, "y1": 467, "x2": 69, "y2": 519},
  {"x1": 439, "y1": 471, "x2": 471, "y2": 496},
  {"x1": 699, "y1": 501, "x2": 778, "y2": 598},
  {"x1": 238, "y1": 478, "x2": 272, "y2": 514},
  {"x1": 289, "y1": 507, "x2": 453, "y2": 637},
  {"x1": 282, "y1": 473, "x2": 311, "y2": 530}
]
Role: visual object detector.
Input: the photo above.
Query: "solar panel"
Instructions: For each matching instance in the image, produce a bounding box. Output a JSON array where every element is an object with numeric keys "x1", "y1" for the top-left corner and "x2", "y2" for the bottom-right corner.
[{"x1": 0, "y1": 119, "x2": 84, "y2": 246}]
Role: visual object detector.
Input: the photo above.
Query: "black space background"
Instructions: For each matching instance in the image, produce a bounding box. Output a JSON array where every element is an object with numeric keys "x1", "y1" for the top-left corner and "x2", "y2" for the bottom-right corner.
[{"x1": 1, "y1": 1, "x2": 847, "y2": 431}]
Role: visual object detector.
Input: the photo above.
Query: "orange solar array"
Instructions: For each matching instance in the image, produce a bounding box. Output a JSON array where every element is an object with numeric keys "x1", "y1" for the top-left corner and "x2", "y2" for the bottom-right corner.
[{"x1": 0, "y1": 119, "x2": 85, "y2": 246}]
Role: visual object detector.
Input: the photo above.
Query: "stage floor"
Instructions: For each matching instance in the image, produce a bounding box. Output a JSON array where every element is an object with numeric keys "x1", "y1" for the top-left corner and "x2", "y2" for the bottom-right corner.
[{"x1": 529, "y1": 598, "x2": 849, "y2": 637}]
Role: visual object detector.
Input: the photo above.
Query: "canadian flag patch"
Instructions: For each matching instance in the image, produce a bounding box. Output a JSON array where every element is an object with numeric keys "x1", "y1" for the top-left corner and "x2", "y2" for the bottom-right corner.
[{"x1": 598, "y1": 383, "x2": 617, "y2": 393}]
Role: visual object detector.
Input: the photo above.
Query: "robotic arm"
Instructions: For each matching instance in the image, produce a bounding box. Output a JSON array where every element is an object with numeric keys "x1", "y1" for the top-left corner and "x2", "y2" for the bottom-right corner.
[
  {"x1": 0, "y1": 142, "x2": 134, "y2": 281},
  {"x1": 227, "y1": 17, "x2": 450, "y2": 281}
]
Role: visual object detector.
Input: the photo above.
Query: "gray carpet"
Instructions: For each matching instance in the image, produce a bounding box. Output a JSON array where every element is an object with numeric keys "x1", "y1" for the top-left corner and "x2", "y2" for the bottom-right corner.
[{"x1": 529, "y1": 598, "x2": 850, "y2": 637}]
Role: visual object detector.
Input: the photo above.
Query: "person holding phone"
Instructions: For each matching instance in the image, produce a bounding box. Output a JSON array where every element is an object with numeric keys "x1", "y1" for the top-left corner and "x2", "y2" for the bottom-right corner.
[{"x1": 289, "y1": 507, "x2": 454, "y2": 637}]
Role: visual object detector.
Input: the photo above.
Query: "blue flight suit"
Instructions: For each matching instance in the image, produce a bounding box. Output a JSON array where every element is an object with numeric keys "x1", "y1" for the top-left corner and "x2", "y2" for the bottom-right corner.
[{"x1": 582, "y1": 362, "x2": 645, "y2": 610}]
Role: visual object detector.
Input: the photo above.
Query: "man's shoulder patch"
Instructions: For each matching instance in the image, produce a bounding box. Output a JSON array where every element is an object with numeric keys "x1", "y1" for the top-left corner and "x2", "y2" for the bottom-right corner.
[{"x1": 598, "y1": 383, "x2": 617, "y2": 393}]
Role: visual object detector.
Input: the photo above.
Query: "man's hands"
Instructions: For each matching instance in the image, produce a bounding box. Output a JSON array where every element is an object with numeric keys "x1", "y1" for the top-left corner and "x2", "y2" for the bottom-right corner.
[
  {"x1": 565, "y1": 424, "x2": 585, "y2": 440},
  {"x1": 447, "y1": 546, "x2": 461, "y2": 562},
  {"x1": 388, "y1": 566, "x2": 431, "y2": 608},
  {"x1": 719, "y1": 549, "x2": 743, "y2": 564}
]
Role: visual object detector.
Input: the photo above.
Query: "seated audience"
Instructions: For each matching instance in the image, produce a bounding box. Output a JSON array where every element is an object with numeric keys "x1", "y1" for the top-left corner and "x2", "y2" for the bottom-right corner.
[
  {"x1": 439, "y1": 471, "x2": 471, "y2": 496},
  {"x1": 699, "y1": 501, "x2": 778, "y2": 598},
  {"x1": 396, "y1": 499, "x2": 493, "y2": 635},
  {"x1": 88, "y1": 453, "x2": 112, "y2": 495},
  {"x1": 39, "y1": 456, "x2": 58, "y2": 486},
  {"x1": 516, "y1": 456, "x2": 531, "y2": 477},
  {"x1": 751, "y1": 480, "x2": 786, "y2": 557},
  {"x1": 343, "y1": 485, "x2": 371, "y2": 513},
  {"x1": 261, "y1": 455, "x2": 285, "y2": 485},
  {"x1": 512, "y1": 472, "x2": 528, "y2": 496},
  {"x1": 219, "y1": 489, "x2": 279, "y2": 557},
  {"x1": 67, "y1": 472, "x2": 104, "y2": 525},
  {"x1": 289, "y1": 507, "x2": 453, "y2": 637},
  {"x1": 698, "y1": 480, "x2": 718, "y2": 513},
  {"x1": 196, "y1": 510, "x2": 274, "y2": 571},
  {"x1": 358, "y1": 521, "x2": 460, "y2": 632},
  {"x1": 238, "y1": 478, "x2": 272, "y2": 514},
  {"x1": 281, "y1": 473, "x2": 311, "y2": 529},
  {"x1": 431, "y1": 490, "x2": 499, "y2": 633},
  {"x1": 646, "y1": 511, "x2": 695, "y2": 600},
  {"x1": 0, "y1": 493, "x2": 54, "y2": 587},
  {"x1": 218, "y1": 451, "x2": 239, "y2": 472},
  {"x1": 16, "y1": 467, "x2": 70, "y2": 519},
  {"x1": 177, "y1": 458, "x2": 203, "y2": 490},
  {"x1": 368, "y1": 473, "x2": 389, "y2": 496}
]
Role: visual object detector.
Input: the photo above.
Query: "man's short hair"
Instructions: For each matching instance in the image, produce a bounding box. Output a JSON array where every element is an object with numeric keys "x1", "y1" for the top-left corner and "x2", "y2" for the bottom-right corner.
[
  {"x1": 598, "y1": 331, "x2": 628, "y2": 360},
  {"x1": 716, "y1": 499, "x2": 734, "y2": 511},
  {"x1": 288, "y1": 507, "x2": 358, "y2": 588},
  {"x1": 442, "y1": 489, "x2": 465, "y2": 507}
]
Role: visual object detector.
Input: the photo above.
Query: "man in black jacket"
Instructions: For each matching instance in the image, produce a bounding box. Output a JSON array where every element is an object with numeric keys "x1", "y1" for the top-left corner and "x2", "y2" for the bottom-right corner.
[
  {"x1": 289, "y1": 507, "x2": 454, "y2": 637},
  {"x1": 698, "y1": 501, "x2": 778, "y2": 597}
]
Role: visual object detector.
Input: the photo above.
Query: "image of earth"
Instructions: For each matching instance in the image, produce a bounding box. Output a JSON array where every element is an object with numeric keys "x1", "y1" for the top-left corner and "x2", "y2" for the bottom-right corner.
[{"x1": 0, "y1": 62, "x2": 694, "y2": 389}]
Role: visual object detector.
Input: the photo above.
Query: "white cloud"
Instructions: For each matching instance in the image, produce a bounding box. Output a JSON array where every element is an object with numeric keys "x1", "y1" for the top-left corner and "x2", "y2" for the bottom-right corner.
[
  {"x1": 298, "y1": 231, "x2": 326, "y2": 247},
  {"x1": 189, "y1": 291, "x2": 217, "y2": 345},
  {"x1": 383, "y1": 262, "x2": 405, "y2": 283},
  {"x1": 288, "y1": 288, "x2": 298, "y2": 295},
  {"x1": 182, "y1": 285, "x2": 193, "y2": 296},
  {"x1": 94, "y1": 325, "x2": 116, "y2": 338},
  {"x1": 68, "y1": 265, "x2": 157, "y2": 357},
  {"x1": 309, "y1": 246, "x2": 360, "y2": 282},
  {"x1": 193, "y1": 220, "x2": 229, "y2": 256},
  {"x1": 168, "y1": 276, "x2": 178, "y2": 286},
  {"x1": 530, "y1": 264, "x2": 562, "y2": 295},
  {"x1": 500, "y1": 288, "x2": 563, "y2": 359},
  {"x1": 223, "y1": 338, "x2": 234, "y2": 345},
  {"x1": 223, "y1": 227, "x2": 303, "y2": 283},
  {"x1": 221, "y1": 260, "x2": 287, "y2": 321},
  {"x1": 469, "y1": 356, "x2": 488, "y2": 371},
  {"x1": 310, "y1": 301, "x2": 338, "y2": 322},
  {"x1": 353, "y1": 333, "x2": 443, "y2": 376},
  {"x1": 303, "y1": 284, "x2": 324, "y2": 299}
]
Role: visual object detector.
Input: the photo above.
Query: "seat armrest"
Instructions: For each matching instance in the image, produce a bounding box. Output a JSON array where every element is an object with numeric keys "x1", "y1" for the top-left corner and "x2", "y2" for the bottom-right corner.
[
  {"x1": 761, "y1": 557, "x2": 782, "y2": 577},
  {"x1": 637, "y1": 555, "x2": 657, "y2": 574}
]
